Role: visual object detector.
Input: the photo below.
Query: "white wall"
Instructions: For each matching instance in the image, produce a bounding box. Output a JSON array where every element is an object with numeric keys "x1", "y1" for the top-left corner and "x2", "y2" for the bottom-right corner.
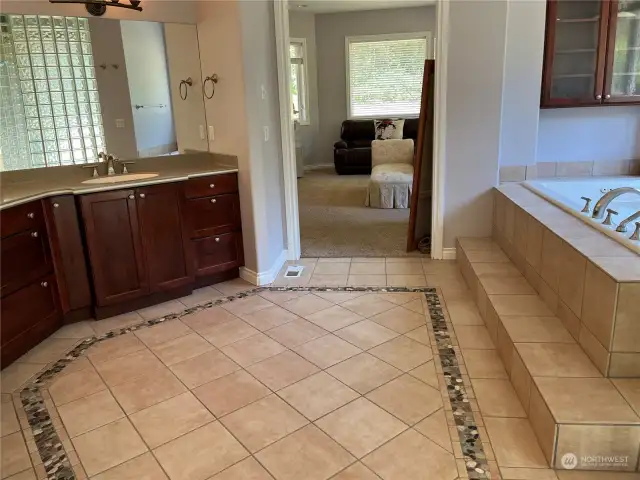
[
  {"x1": 314, "y1": 6, "x2": 436, "y2": 165},
  {"x1": 121, "y1": 21, "x2": 176, "y2": 156},
  {"x1": 289, "y1": 11, "x2": 320, "y2": 166}
]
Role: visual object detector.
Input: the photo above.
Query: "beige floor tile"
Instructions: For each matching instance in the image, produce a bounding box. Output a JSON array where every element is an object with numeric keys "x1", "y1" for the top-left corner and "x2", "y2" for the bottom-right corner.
[
  {"x1": 501, "y1": 316, "x2": 575, "y2": 344},
  {"x1": 265, "y1": 319, "x2": 328, "y2": 348},
  {"x1": 314, "y1": 263, "x2": 351, "y2": 275},
  {"x1": 246, "y1": 350, "x2": 319, "y2": 390},
  {"x1": 153, "y1": 421, "x2": 249, "y2": 480},
  {"x1": 178, "y1": 286, "x2": 223, "y2": 309},
  {"x1": 58, "y1": 390, "x2": 124, "y2": 437},
  {"x1": 198, "y1": 319, "x2": 259, "y2": 348},
  {"x1": 454, "y1": 325, "x2": 495, "y2": 349},
  {"x1": 484, "y1": 417, "x2": 548, "y2": 468},
  {"x1": 352, "y1": 257, "x2": 385, "y2": 263},
  {"x1": 48, "y1": 367, "x2": 106, "y2": 406},
  {"x1": 137, "y1": 300, "x2": 185, "y2": 321},
  {"x1": 93, "y1": 349, "x2": 165, "y2": 387},
  {"x1": 220, "y1": 395, "x2": 308, "y2": 452},
  {"x1": 256, "y1": 424, "x2": 355, "y2": 480},
  {"x1": 222, "y1": 296, "x2": 274, "y2": 316},
  {"x1": 413, "y1": 408, "x2": 452, "y2": 453},
  {"x1": 4, "y1": 468, "x2": 38, "y2": 480},
  {"x1": 515, "y1": 343, "x2": 601, "y2": 377},
  {"x1": 169, "y1": 349, "x2": 240, "y2": 389},
  {"x1": 347, "y1": 275, "x2": 387, "y2": 287},
  {"x1": 110, "y1": 367, "x2": 187, "y2": 414},
  {"x1": 480, "y1": 276, "x2": 536, "y2": 295},
  {"x1": 369, "y1": 306, "x2": 425, "y2": 334},
  {"x1": 349, "y1": 263, "x2": 386, "y2": 275},
  {"x1": 491, "y1": 295, "x2": 553, "y2": 317},
  {"x1": 239, "y1": 305, "x2": 299, "y2": 331},
  {"x1": 150, "y1": 333, "x2": 215, "y2": 366},
  {"x1": 1, "y1": 401, "x2": 20, "y2": 437},
  {"x1": 1, "y1": 432, "x2": 32, "y2": 478},
  {"x1": 294, "y1": 334, "x2": 362, "y2": 369},
  {"x1": 471, "y1": 379, "x2": 526, "y2": 418},
  {"x1": 134, "y1": 320, "x2": 192, "y2": 347},
  {"x1": 613, "y1": 379, "x2": 640, "y2": 417},
  {"x1": 408, "y1": 360, "x2": 439, "y2": 389},
  {"x1": 332, "y1": 462, "x2": 379, "y2": 479},
  {"x1": 1, "y1": 363, "x2": 47, "y2": 393},
  {"x1": 258, "y1": 290, "x2": 310, "y2": 306},
  {"x1": 282, "y1": 294, "x2": 334, "y2": 317},
  {"x1": 305, "y1": 305, "x2": 365, "y2": 332},
  {"x1": 86, "y1": 333, "x2": 146, "y2": 364},
  {"x1": 422, "y1": 259, "x2": 462, "y2": 276},
  {"x1": 368, "y1": 336, "x2": 432, "y2": 372},
  {"x1": 444, "y1": 299, "x2": 484, "y2": 326},
  {"x1": 386, "y1": 275, "x2": 427, "y2": 287},
  {"x1": 367, "y1": 374, "x2": 442, "y2": 425},
  {"x1": 326, "y1": 353, "x2": 402, "y2": 394},
  {"x1": 278, "y1": 372, "x2": 359, "y2": 421},
  {"x1": 193, "y1": 370, "x2": 271, "y2": 417},
  {"x1": 309, "y1": 274, "x2": 349, "y2": 286},
  {"x1": 180, "y1": 307, "x2": 237, "y2": 332},
  {"x1": 214, "y1": 277, "x2": 255, "y2": 296},
  {"x1": 378, "y1": 292, "x2": 422, "y2": 305},
  {"x1": 50, "y1": 321, "x2": 96, "y2": 339},
  {"x1": 54, "y1": 356, "x2": 94, "y2": 378},
  {"x1": 473, "y1": 262, "x2": 522, "y2": 278},
  {"x1": 72, "y1": 418, "x2": 147, "y2": 477},
  {"x1": 341, "y1": 295, "x2": 396, "y2": 318},
  {"x1": 387, "y1": 262, "x2": 425, "y2": 275},
  {"x1": 312, "y1": 291, "x2": 368, "y2": 304},
  {"x1": 92, "y1": 452, "x2": 168, "y2": 480},
  {"x1": 209, "y1": 457, "x2": 272, "y2": 479},
  {"x1": 130, "y1": 392, "x2": 214, "y2": 448},
  {"x1": 499, "y1": 467, "x2": 558, "y2": 479},
  {"x1": 91, "y1": 312, "x2": 144, "y2": 336},
  {"x1": 403, "y1": 298, "x2": 426, "y2": 314},
  {"x1": 221, "y1": 334, "x2": 287, "y2": 367},
  {"x1": 334, "y1": 321, "x2": 399, "y2": 350},
  {"x1": 386, "y1": 257, "x2": 423, "y2": 263},
  {"x1": 318, "y1": 258, "x2": 352, "y2": 263},
  {"x1": 404, "y1": 326, "x2": 430, "y2": 345},
  {"x1": 462, "y1": 349, "x2": 509, "y2": 379},
  {"x1": 316, "y1": 397, "x2": 407, "y2": 458},
  {"x1": 362, "y1": 429, "x2": 457, "y2": 480}
]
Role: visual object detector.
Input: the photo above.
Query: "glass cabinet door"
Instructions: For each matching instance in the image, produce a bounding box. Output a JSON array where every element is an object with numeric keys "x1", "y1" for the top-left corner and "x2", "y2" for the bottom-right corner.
[
  {"x1": 605, "y1": 0, "x2": 640, "y2": 102},
  {"x1": 543, "y1": 0, "x2": 610, "y2": 105}
]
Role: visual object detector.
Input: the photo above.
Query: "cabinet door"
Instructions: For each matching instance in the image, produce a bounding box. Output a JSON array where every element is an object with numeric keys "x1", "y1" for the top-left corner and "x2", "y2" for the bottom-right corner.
[
  {"x1": 186, "y1": 194, "x2": 241, "y2": 239},
  {"x1": 193, "y1": 232, "x2": 243, "y2": 277},
  {"x1": 1, "y1": 227, "x2": 52, "y2": 297},
  {"x1": 80, "y1": 190, "x2": 148, "y2": 306},
  {"x1": 137, "y1": 183, "x2": 194, "y2": 292},
  {"x1": 542, "y1": 0, "x2": 611, "y2": 106},
  {"x1": 604, "y1": 0, "x2": 640, "y2": 103}
]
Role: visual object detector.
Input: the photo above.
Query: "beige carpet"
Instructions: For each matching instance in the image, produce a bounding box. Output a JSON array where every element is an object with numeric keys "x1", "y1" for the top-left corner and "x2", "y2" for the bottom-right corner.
[{"x1": 298, "y1": 167, "x2": 416, "y2": 257}]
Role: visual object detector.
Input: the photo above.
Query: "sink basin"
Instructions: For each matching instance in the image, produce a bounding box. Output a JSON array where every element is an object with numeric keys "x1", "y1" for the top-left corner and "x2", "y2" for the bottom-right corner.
[{"x1": 81, "y1": 173, "x2": 159, "y2": 185}]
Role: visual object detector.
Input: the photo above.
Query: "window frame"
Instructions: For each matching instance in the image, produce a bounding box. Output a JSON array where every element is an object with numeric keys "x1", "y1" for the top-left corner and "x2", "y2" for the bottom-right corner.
[
  {"x1": 289, "y1": 37, "x2": 311, "y2": 126},
  {"x1": 345, "y1": 31, "x2": 433, "y2": 120}
]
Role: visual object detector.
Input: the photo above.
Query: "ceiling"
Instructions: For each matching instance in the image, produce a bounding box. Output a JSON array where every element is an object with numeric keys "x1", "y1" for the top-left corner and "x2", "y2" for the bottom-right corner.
[{"x1": 288, "y1": 0, "x2": 435, "y2": 14}]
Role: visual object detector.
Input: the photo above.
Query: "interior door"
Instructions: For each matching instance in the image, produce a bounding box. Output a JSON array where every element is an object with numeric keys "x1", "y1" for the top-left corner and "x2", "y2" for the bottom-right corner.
[{"x1": 407, "y1": 60, "x2": 436, "y2": 252}]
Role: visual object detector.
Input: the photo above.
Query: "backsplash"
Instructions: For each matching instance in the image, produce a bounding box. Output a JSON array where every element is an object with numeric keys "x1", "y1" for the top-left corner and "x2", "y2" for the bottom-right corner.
[{"x1": 500, "y1": 159, "x2": 640, "y2": 183}]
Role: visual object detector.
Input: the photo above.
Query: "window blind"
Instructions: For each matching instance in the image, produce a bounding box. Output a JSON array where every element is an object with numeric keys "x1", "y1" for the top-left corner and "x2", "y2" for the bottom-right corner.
[{"x1": 347, "y1": 36, "x2": 427, "y2": 118}]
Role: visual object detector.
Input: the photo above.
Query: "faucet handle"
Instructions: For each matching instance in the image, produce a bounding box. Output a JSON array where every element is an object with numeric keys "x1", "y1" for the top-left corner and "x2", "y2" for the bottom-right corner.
[
  {"x1": 121, "y1": 161, "x2": 135, "y2": 174},
  {"x1": 603, "y1": 208, "x2": 618, "y2": 226},
  {"x1": 580, "y1": 196, "x2": 592, "y2": 213},
  {"x1": 82, "y1": 165, "x2": 99, "y2": 178},
  {"x1": 630, "y1": 222, "x2": 640, "y2": 241}
]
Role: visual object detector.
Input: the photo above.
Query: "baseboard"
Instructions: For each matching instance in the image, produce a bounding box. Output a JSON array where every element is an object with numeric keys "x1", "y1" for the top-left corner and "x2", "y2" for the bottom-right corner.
[
  {"x1": 239, "y1": 249, "x2": 287, "y2": 286},
  {"x1": 442, "y1": 248, "x2": 457, "y2": 260},
  {"x1": 303, "y1": 163, "x2": 334, "y2": 171}
]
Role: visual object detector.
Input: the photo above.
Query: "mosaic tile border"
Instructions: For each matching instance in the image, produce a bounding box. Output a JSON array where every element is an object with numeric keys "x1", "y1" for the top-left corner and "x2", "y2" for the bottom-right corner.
[{"x1": 19, "y1": 285, "x2": 490, "y2": 480}]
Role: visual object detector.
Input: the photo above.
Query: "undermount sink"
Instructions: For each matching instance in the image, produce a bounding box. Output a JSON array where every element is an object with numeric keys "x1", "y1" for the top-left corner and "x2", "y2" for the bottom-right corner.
[{"x1": 81, "y1": 173, "x2": 159, "y2": 185}]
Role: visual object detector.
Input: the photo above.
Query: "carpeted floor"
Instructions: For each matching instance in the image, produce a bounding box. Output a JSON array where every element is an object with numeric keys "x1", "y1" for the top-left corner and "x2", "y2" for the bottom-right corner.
[{"x1": 298, "y1": 167, "x2": 417, "y2": 257}]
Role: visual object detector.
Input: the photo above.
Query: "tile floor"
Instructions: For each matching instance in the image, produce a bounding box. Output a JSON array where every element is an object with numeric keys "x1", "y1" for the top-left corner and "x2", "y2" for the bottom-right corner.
[{"x1": 2, "y1": 258, "x2": 639, "y2": 480}]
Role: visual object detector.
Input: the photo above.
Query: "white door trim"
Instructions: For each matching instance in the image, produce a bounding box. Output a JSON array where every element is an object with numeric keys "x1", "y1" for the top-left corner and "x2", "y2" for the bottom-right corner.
[{"x1": 274, "y1": 0, "x2": 301, "y2": 261}]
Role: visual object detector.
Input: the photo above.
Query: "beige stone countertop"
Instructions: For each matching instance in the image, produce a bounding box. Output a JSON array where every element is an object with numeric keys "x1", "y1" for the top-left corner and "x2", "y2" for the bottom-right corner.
[{"x1": 0, "y1": 152, "x2": 239, "y2": 210}]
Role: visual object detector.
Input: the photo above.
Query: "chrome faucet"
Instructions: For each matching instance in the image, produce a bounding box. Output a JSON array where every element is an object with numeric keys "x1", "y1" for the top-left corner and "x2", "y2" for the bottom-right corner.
[
  {"x1": 97, "y1": 151, "x2": 119, "y2": 176},
  {"x1": 592, "y1": 187, "x2": 640, "y2": 219},
  {"x1": 616, "y1": 210, "x2": 640, "y2": 233}
]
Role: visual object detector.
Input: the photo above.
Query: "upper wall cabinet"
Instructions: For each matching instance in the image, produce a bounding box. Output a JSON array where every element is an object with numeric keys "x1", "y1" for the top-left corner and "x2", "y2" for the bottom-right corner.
[{"x1": 541, "y1": 0, "x2": 640, "y2": 107}]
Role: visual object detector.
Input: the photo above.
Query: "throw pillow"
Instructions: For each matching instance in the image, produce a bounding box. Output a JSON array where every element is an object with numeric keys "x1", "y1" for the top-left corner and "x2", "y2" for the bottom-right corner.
[{"x1": 374, "y1": 119, "x2": 405, "y2": 140}]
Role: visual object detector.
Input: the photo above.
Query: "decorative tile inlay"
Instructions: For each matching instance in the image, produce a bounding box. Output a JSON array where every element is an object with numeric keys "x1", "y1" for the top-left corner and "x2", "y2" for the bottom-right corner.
[{"x1": 18, "y1": 285, "x2": 490, "y2": 480}]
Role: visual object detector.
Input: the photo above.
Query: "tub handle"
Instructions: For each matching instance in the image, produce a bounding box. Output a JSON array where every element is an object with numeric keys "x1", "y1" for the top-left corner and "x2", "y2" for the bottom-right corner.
[
  {"x1": 630, "y1": 223, "x2": 640, "y2": 241},
  {"x1": 603, "y1": 209, "x2": 618, "y2": 226},
  {"x1": 580, "y1": 197, "x2": 592, "y2": 213}
]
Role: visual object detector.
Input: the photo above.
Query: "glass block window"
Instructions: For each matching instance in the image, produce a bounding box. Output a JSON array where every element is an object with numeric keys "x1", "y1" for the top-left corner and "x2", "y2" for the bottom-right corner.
[{"x1": 0, "y1": 14, "x2": 104, "y2": 170}]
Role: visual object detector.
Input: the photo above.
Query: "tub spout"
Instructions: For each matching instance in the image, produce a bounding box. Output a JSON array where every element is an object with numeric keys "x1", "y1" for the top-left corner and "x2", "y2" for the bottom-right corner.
[
  {"x1": 616, "y1": 210, "x2": 640, "y2": 233},
  {"x1": 592, "y1": 188, "x2": 640, "y2": 220}
]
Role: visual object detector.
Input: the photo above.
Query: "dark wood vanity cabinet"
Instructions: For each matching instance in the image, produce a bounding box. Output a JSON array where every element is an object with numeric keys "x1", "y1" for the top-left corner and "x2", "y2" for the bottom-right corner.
[{"x1": 542, "y1": 0, "x2": 640, "y2": 107}]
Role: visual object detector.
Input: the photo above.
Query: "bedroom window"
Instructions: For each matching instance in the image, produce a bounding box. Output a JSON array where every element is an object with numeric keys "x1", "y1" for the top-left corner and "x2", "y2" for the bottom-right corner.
[
  {"x1": 346, "y1": 32, "x2": 430, "y2": 119},
  {"x1": 290, "y1": 38, "x2": 310, "y2": 125}
]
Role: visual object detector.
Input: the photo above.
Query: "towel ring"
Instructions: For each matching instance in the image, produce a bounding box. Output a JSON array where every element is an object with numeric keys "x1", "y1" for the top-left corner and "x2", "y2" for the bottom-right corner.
[
  {"x1": 179, "y1": 77, "x2": 193, "y2": 100},
  {"x1": 203, "y1": 74, "x2": 218, "y2": 99}
]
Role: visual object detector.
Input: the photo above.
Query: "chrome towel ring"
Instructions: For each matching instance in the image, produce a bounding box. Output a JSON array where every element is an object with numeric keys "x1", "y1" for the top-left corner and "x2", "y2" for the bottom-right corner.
[
  {"x1": 203, "y1": 74, "x2": 219, "y2": 99},
  {"x1": 179, "y1": 77, "x2": 193, "y2": 100}
]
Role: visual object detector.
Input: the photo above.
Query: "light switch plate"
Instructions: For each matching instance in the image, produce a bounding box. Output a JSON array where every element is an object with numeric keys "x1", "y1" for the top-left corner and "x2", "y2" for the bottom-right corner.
[
  {"x1": 199, "y1": 125, "x2": 206, "y2": 140},
  {"x1": 208, "y1": 125, "x2": 214, "y2": 141},
  {"x1": 261, "y1": 85, "x2": 267, "y2": 100},
  {"x1": 263, "y1": 126, "x2": 269, "y2": 142},
  {"x1": 115, "y1": 119, "x2": 125, "y2": 128}
]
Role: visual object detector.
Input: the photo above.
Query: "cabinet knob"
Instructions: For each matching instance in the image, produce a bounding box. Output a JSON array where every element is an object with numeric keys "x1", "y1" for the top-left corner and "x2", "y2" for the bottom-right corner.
[
  {"x1": 41, "y1": 281, "x2": 48, "y2": 287},
  {"x1": 139, "y1": 193, "x2": 146, "y2": 199},
  {"x1": 27, "y1": 212, "x2": 35, "y2": 219},
  {"x1": 31, "y1": 231, "x2": 39, "y2": 238},
  {"x1": 596, "y1": 94, "x2": 602, "y2": 100},
  {"x1": 210, "y1": 198, "x2": 217, "y2": 204},
  {"x1": 605, "y1": 94, "x2": 611, "y2": 99},
  {"x1": 53, "y1": 203, "x2": 59, "y2": 208},
  {"x1": 209, "y1": 183, "x2": 215, "y2": 188},
  {"x1": 128, "y1": 194, "x2": 135, "y2": 200},
  {"x1": 215, "y1": 237, "x2": 220, "y2": 242}
]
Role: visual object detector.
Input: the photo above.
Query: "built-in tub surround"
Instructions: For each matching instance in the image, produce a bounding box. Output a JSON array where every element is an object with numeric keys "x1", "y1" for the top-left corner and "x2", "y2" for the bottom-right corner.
[
  {"x1": 493, "y1": 183, "x2": 640, "y2": 378},
  {"x1": 499, "y1": 159, "x2": 640, "y2": 183},
  {"x1": 523, "y1": 177, "x2": 640, "y2": 254}
]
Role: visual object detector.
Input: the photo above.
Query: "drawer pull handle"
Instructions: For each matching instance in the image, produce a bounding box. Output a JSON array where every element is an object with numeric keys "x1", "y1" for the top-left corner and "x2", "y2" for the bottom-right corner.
[
  {"x1": 41, "y1": 281, "x2": 48, "y2": 287},
  {"x1": 215, "y1": 237, "x2": 220, "y2": 242},
  {"x1": 209, "y1": 183, "x2": 215, "y2": 188},
  {"x1": 128, "y1": 194, "x2": 135, "y2": 200},
  {"x1": 139, "y1": 193, "x2": 146, "y2": 199},
  {"x1": 27, "y1": 212, "x2": 35, "y2": 219},
  {"x1": 210, "y1": 198, "x2": 217, "y2": 204},
  {"x1": 53, "y1": 203, "x2": 59, "y2": 208},
  {"x1": 31, "y1": 231, "x2": 39, "y2": 238}
]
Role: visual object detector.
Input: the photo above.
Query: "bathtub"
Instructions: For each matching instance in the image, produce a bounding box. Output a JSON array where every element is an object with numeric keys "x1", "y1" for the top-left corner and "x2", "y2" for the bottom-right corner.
[{"x1": 523, "y1": 177, "x2": 640, "y2": 254}]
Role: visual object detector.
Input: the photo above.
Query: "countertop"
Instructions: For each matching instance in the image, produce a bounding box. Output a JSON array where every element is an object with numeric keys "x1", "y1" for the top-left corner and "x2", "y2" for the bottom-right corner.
[{"x1": 0, "y1": 152, "x2": 239, "y2": 210}]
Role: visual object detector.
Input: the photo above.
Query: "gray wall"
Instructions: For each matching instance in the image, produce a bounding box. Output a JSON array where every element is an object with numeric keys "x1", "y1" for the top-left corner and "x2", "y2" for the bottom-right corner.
[
  {"x1": 315, "y1": 6, "x2": 436, "y2": 165},
  {"x1": 289, "y1": 11, "x2": 320, "y2": 167}
]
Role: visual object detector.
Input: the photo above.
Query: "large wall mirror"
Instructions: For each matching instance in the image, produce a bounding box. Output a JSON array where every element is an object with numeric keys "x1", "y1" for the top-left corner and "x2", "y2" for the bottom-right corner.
[{"x1": 0, "y1": 12, "x2": 208, "y2": 171}]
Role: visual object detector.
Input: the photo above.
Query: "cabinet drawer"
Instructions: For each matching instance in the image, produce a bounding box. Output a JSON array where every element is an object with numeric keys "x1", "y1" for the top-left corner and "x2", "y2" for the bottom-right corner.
[
  {"x1": 1, "y1": 227, "x2": 52, "y2": 297},
  {"x1": 184, "y1": 173, "x2": 238, "y2": 199},
  {"x1": 187, "y1": 194, "x2": 240, "y2": 238},
  {"x1": 0, "y1": 201, "x2": 44, "y2": 238},
  {"x1": 193, "y1": 232, "x2": 242, "y2": 276}
]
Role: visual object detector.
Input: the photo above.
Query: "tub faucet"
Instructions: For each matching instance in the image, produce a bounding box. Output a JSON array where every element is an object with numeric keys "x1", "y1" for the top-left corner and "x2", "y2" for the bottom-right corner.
[
  {"x1": 592, "y1": 187, "x2": 640, "y2": 219},
  {"x1": 616, "y1": 210, "x2": 640, "y2": 233}
]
